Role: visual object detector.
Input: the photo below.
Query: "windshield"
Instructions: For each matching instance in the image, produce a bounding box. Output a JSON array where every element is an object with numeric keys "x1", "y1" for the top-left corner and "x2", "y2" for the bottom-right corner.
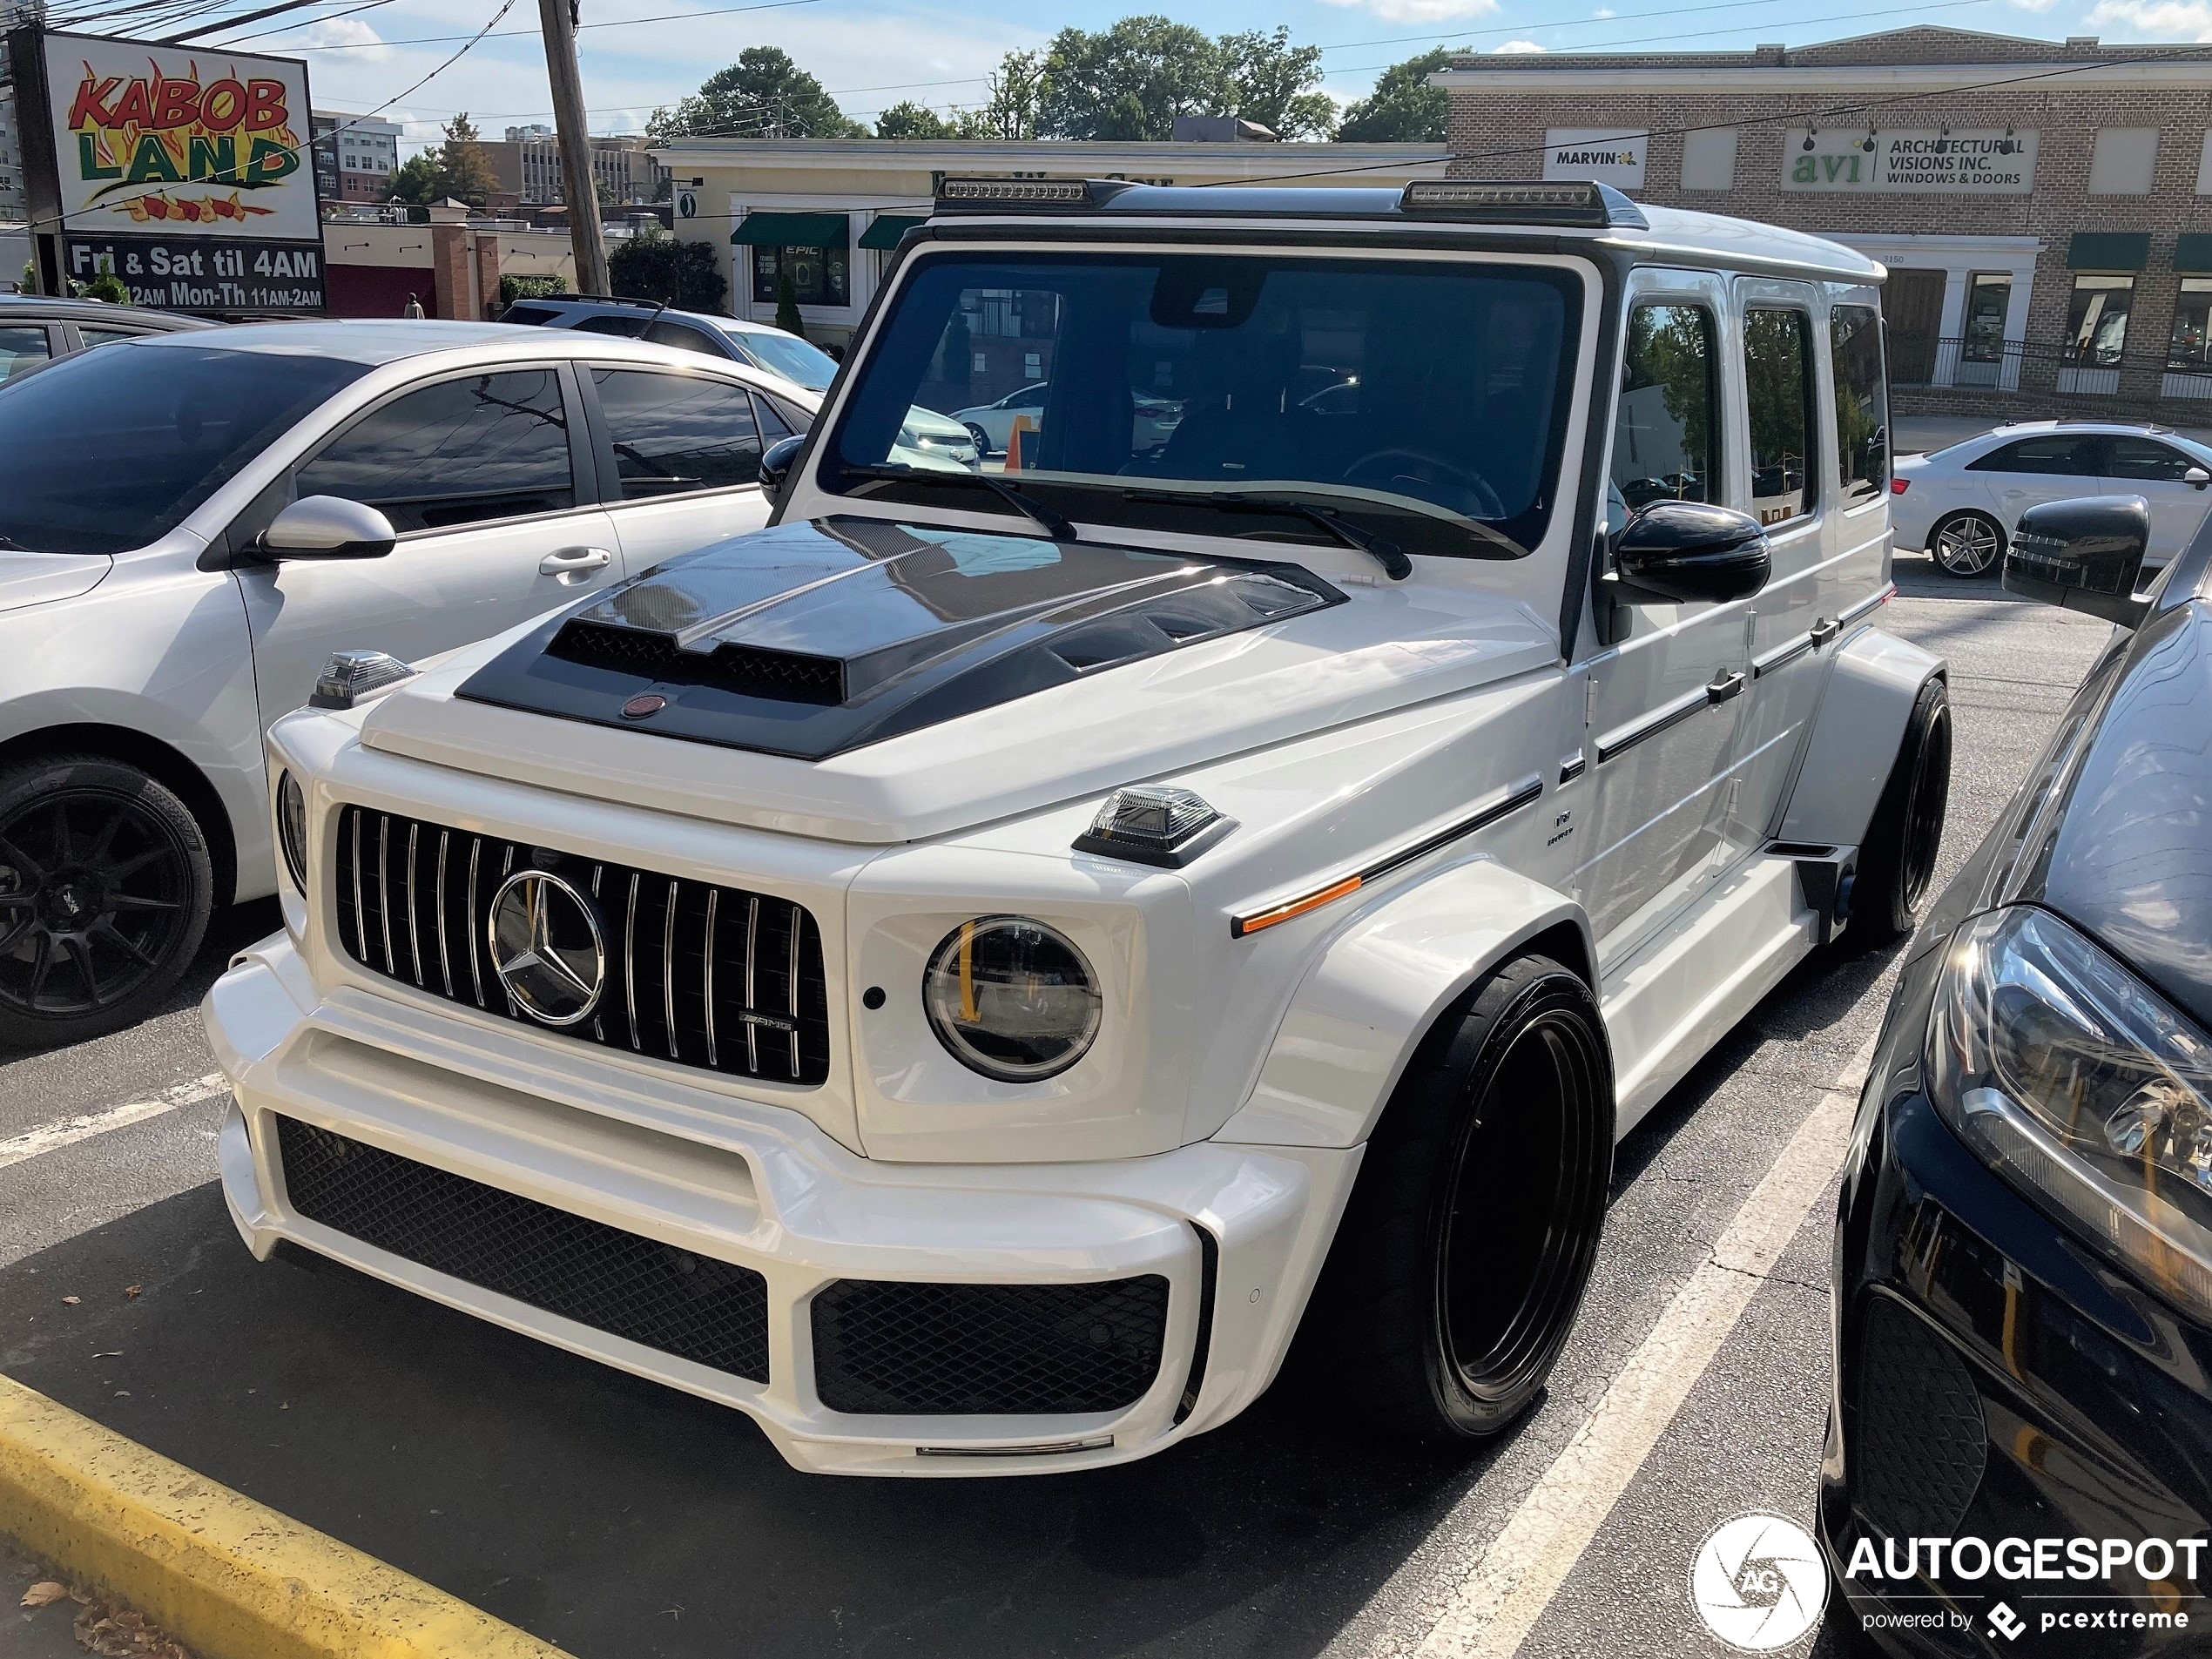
[
  {"x1": 826, "y1": 252, "x2": 1581, "y2": 558},
  {"x1": 0, "y1": 343, "x2": 368, "y2": 556},
  {"x1": 739, "y1": 329, "x2": 839, "y2": 391}
]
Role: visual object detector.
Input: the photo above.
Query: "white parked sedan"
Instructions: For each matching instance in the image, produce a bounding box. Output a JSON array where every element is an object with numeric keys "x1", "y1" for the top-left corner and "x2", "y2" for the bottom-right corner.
[
  {"x1": 0, "y1": 321, "x2": 812, "y2": 1048},
  {"x1": 1891, "y1": 421, "x2": 2212, "y2": 577}
]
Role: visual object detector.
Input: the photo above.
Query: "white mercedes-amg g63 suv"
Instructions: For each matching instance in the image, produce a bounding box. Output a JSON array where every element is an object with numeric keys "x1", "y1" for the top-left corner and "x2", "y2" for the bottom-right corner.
[{"x1": 206, "y1": 179, "x2": 1949, "y2": 1476}]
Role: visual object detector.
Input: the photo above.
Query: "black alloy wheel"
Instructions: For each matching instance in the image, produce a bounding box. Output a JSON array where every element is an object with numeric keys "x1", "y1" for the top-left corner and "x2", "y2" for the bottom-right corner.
[
  {"x1": 0, "y1": 756, "x2": 212, "y2": 1049},
  {"x1": 1846, "y1": 676, "x2": 1952, "y2": 949},
  {"x1": 1292, "y1": 954, "x2": 1615, "y2": 1440},
  {"x1": 1930, "y1": 510, "x2": 2004, "y2": 578}
]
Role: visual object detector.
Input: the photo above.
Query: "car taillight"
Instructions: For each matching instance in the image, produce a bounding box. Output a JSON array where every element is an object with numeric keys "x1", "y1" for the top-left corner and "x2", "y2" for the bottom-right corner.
[{"x1": 1891, "y1": 478, "x2": 1910, "y2": 494}]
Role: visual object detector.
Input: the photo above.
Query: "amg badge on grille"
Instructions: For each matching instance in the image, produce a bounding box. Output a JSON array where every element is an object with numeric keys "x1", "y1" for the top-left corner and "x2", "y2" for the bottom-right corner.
[{"x1": 488, "y1": 870, "x2": 606, "y2": 1026}]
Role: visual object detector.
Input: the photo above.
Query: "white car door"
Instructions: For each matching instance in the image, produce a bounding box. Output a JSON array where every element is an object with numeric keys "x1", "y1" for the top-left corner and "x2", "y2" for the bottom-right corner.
[
  {"x1": 587, "y1": 364, "x2": 786, "y2": 576},
  {"x1": 234, "y1": 362, "x2": 625, "y2": 726},
  {"x1": 1962, "y1": 431, "x2": 2103, "y2": 532},
  {"x1": 2099, "y1": 435, "x2": 2212, "y2": 567}
]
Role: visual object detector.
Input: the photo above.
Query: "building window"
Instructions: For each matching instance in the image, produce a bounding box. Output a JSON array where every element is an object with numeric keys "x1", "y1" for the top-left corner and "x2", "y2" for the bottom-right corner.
[
  {"x1": 1961, "y1": 273, "x2": 2011, "y2": 364},
  {"x1": 751, "y1": 238, "x2": 849, "y2": 308},
  {"x1": 1743, "y1": 307, "x2": 1815, "y2": 526},
  {"x1": 1608, "y1": 302, "x2": 1718, "y2": 526},
  {"x1": 2169, "y1": 279, "x2": 2212, "y2": 371},
  {"x1": 2089, "y1": 128, "x2": 2159, "y2": 196},
  {"x1": 1680, "y1": 128, "x2": 1737, "y2": 192},
  {"x1": 1023, "y1": 351, "x2": 1042, "y2": 380},
  {"x1": 2065, "y1": 275, "x2": 2135, "y2": 368},
  {"x1": 1831, "y1": 304, "x2": 1888, "y2": 507}
]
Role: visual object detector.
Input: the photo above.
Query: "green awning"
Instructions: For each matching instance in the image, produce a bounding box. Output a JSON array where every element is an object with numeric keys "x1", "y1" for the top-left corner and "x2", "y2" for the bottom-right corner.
[
  {"x1": 857, "y1": 213, "x2": 926, "y2": 251},
  {"x1": 732, "y1": 211, "x2": 849, "y2": 247},
  {"x1": 2177, "y1": 233, "x2": 2212, "y2": 274},
  {"x1": 2067, "y1": 232, "x2": 2150, "y2": 272}
]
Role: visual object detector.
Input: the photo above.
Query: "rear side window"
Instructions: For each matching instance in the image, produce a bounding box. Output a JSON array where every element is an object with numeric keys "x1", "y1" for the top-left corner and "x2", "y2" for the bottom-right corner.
[
  {"x1": 1745, "y1": 308, "x2": 1816, "y2": 526},
  {"x1": 0, "y1": 326, "x2": 51, "y2": 386},
  {"x1": 76, "y1": 326, "x2": 152, "y2": 349},
  {"x1": 1830, "y1": 304, "x2": 1889, "y2": 505},
  {"x1": 643, "y1": 319, "x2": 729, "y2": 359},
  {"x1": 502, "y1": 303, "x2": 563, "y2": 325},
  {"x1": 297, "y1": 369, "x2": 575, "y2": 532},
  {"x1": 1610, "y1": 303, "x2": 1720, "y2": 524},
  {"x1": 592, "y1": 368, "x2": 763, "y2": 498},
  {"x1": 2104, "y1": 436, "x2": 2196, "y2": 482},
  {"x1": 575, "y1": 314, "x2": 647, "y2": 338},
  {"x1": 1969, "y1": 435, "x2": 2100, "y2": 475}
]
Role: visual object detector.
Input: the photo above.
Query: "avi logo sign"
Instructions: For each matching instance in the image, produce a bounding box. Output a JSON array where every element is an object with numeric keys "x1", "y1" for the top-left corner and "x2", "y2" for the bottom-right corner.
[{"x1": 1543, "y1": 128, "x2": 1649, "y2": 191}]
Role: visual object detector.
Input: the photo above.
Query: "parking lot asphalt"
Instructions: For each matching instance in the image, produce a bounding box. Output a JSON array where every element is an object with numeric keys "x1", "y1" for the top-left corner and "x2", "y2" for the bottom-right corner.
[{"x1": 0, "y1": 556, "x2": 2111, "y2": 1659}]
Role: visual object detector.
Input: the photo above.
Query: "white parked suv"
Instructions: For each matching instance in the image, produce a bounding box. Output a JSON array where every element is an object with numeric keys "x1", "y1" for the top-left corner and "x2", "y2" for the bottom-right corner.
[
  {"x1": 207, "y1": 181, "x2": 1950, "y2": 1476},
  {"x1": 0, "y1": 321, "x2": 809, "y2": 1047}
]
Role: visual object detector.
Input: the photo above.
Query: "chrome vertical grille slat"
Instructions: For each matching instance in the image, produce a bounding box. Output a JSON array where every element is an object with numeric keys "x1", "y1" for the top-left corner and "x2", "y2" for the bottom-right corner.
[{"x1": 330, "y1": 806, "x2": 829, "y2": 1088}]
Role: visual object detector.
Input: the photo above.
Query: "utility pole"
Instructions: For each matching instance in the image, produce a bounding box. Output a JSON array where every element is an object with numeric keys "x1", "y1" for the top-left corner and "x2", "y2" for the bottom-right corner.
[{"x1": 537, "y1": 0, "x2": 609, "y2": 293}]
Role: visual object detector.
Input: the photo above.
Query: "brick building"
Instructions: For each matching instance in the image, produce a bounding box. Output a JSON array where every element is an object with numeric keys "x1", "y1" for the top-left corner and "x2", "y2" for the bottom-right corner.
[{"x1": 1437, "y1": 26, "x2": 2212, "y2": 418}]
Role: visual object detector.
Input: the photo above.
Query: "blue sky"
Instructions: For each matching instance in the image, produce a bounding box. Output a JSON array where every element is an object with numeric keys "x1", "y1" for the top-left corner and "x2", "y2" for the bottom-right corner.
[{"x1": 241, "y1": 0, "x2": 2211, "y2": 154}]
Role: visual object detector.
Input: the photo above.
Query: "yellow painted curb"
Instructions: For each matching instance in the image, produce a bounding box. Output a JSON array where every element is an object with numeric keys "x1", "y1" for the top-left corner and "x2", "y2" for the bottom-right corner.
[{"x1": 0, "y1": 1372, "x2": 570, "y2": 1659}]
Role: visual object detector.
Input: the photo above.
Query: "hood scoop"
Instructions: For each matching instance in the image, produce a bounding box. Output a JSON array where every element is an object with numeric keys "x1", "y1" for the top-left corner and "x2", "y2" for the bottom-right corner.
[{"x1": 457, "y1": 516, "x2": 1340, "y2": 760}]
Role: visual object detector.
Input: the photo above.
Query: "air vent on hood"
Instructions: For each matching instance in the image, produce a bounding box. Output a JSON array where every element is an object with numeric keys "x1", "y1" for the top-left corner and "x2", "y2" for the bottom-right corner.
[{"x1": 548, "y1": 620, "x2": 847, "y2": 706}]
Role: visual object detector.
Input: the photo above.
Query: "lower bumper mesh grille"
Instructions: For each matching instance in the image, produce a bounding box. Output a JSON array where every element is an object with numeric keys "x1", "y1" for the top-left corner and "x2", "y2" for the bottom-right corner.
[
  {"x1": 276, "y1": 1116, "x2": 769, "y2": 1383},
  {"x1": 1854, "y1": 1296, "x2": 1986, "y2": 1540},
  {"x1": 811, "y1": 1276, "x2": 1169, "y2": 1415}
]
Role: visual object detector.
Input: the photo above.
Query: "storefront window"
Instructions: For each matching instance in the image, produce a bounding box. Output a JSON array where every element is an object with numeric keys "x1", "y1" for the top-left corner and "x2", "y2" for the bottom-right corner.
[
  {"x1": 751, "y1": 239, "x2": 850, "y2": 307},
  {"x1": 2170, "y1": 278, "x2": 2212, "y2": 371},
  {"x1": 2065, "y1": 275, "x2": 2134, "y2": 368},
  {"x1": 1961, "y1": 273, "x2": 2010, "y2": 365}
]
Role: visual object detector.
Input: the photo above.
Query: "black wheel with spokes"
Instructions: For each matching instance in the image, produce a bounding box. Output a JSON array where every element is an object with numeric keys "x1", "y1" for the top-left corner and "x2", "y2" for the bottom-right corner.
[
  {"x1": 1930, "y1": 510, "x2": 2004, "y2": 578},
  {"x1": 1292, "y1": 954, "x2": 1614, "y2": 1441},
  {"x1": 1846, "y1": 676, "x2": 1952, "y2": 950},
  {"x1": 0, "y1": 756, "x2": 212, "y2": 1049}
]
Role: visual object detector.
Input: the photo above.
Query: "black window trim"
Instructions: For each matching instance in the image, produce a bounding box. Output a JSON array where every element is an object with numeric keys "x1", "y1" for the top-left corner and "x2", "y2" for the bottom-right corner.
[
  {"x1": 1741, "y1": 298, "x2": 1823, "y2": 533},
  {"x1": 223, "y1": 358, "x2": 599, "y2": 553},
  {"x1": 576, "y1": 360, "x2": 767, "y2": 509}
]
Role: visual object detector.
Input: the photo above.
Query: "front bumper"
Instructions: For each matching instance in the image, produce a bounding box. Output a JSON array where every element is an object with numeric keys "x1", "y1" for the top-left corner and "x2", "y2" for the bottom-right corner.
[
  {"x1": 1823, "y1": 949, "x2": 2212, "y2": 1654},
  {"x1": 205, "y1": 932, "x2": 1358, "y2": 1477}
]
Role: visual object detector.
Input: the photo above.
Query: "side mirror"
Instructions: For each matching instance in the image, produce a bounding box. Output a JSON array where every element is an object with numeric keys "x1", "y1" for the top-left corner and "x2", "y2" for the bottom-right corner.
[
  {"x1": 2187, "y1": 466, "x2": 2209, "y2": 491},
  {"x1": 758, "y1": 435, "x2": 806, "y2": 510},
  {"x1": 2004, "y1": 495, "x2": 2150, "y2": 627},
  {"x1": 260, "y1": 496, "x2": 396, "y2": 560},
  {"x1": 1611, "y1": 500, "x2": 1772, "y2": 605}
]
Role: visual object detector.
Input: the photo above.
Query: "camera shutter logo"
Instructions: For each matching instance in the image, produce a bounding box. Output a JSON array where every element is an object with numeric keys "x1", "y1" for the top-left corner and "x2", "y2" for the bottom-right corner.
[
  {"x1": 1689, "y1": 1513, "x2": 1829, "y2": 1651},
  {"x1": 488, "y1": 870, "x2": 605, "y2": 1026}
]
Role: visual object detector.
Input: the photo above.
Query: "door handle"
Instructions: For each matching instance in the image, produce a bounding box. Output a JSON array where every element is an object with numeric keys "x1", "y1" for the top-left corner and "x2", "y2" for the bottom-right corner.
[
  {"x1": 540, "y1": 545, "x2": 613, "y2": 583},
  {"x1": 1706, "y1": 669, "x2": 1746, "y2": 705},
  {"x1": 1810, "y1": 616, "x2": 1840, "y2": 648}
]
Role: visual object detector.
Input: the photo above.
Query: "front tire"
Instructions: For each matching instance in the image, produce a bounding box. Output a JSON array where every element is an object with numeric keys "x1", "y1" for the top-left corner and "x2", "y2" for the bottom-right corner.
[
  {"x1": 1847, "y1": 677, "x2": 1952, "y2": 948},
  {"x1": 1297, "y1": 954, "x2": 1614, "y2": 1441},
  {"x1": 1929, "y1": 510, "x2": 2003, "y2": 577},
  {"x1": 0, "y1": 755, "x2": 213, "y2": 1049}
]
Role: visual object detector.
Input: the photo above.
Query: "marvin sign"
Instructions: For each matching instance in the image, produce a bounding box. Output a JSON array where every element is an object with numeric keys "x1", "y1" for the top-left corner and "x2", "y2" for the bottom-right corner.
[
  {"x1": 1783, "y1": 129, "x2": 2039, "y2": 194},
  {"x1": 1542, "y1": 129, "x2": 1649, "y2": 191}
]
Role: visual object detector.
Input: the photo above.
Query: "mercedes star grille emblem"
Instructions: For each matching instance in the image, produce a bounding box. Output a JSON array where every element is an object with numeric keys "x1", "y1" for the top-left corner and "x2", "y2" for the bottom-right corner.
[{"x1": 487, "y1": 869, "x2": 605, "y2": 1027}]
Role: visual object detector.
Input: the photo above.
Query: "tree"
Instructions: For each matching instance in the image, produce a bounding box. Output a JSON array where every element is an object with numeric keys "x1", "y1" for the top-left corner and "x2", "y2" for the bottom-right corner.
[
  {"x1": 875, "y1": 101, "x2": 952, "y2": 140},
  {"x1": 607, "y1": 226, "x2": 728, "y2": 312},
  {"x1": 388, "y1": 152, "x2": 440, "y2": 206},
  {"x1": 1216, "y1": 28, "x2": 1334, "y2": 139},
  {"x1": 956, "y1": 50, "x2": 1052, "y2": 140},
  {"x1": 1038, "y1": 16, "x2": 1222, "y2": 141},
  {"x1": 435, "y1": 112, "x2": 496, "y2": 207},
  {"x1": 650, "y1": 48, "x2": 866, "y2": 141},
  {"x1": 1335, "y1": 46, "x2": 1457, "y2": 144}
]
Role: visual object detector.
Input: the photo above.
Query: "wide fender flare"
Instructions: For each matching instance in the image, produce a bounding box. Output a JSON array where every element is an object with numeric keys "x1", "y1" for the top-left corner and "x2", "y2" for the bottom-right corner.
[
  {"x1": 1777, "y1": 625, "x2": 1946, "y2": 850},
  {"x1": 1211, "y1": 857, "x2": 1592, "y2": 1150}
]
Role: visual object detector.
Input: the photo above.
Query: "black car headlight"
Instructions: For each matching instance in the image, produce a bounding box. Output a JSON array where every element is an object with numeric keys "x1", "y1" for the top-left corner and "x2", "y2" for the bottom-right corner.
[
  {"x1": 1930, "y1": 905, "x2": 2212, "y2": 1320},
  {"x1": 276, "y1": 770, "x2": 308, "y2": 893},
  {"x1": 922, "y1": 916, "x2": 1101, "y2": 1082}
]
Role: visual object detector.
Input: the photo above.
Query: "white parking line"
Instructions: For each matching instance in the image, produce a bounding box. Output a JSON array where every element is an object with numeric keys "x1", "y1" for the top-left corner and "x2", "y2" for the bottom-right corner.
[
  {"x1": 1401, "y1": 1034, "x2": 1879, "y2": 1659},
  {"x1": 0, "y1": 1073, "x2": 229, "y2": 1172}
]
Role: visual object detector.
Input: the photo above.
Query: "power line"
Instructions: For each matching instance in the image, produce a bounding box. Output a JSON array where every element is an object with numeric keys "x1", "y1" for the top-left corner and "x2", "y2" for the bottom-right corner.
[{"x1": 226, "y1": 0, "x2": 825, "y2": 50}]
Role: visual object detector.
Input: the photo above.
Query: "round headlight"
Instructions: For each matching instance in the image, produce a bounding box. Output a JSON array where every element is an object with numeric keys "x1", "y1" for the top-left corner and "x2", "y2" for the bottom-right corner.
[
  {"x1": 276, "y1": 771, "x2": 308, "y2": 893},
  {"x1": 922, "y1": 916, "x2": 1102, "y2": 1082}
]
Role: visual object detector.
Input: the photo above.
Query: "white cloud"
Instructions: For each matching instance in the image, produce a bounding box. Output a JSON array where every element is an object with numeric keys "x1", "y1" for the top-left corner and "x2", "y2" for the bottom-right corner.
[
  {"x1": 1492, "y1": 38, "x2": 1548, "y2": 51},
  {"x1": 1315, "y1": 0, "x2": 1501, "y2": 23},
  {"x1": 1595, "y1": 6, "x2": 1617, "y2": 15},
  {"x1": 296, "y1": 16, "x2": 393, "y2": 60},
  {"x1": 2087, "y1": 0, "x2": 2212, "y2": 33}
]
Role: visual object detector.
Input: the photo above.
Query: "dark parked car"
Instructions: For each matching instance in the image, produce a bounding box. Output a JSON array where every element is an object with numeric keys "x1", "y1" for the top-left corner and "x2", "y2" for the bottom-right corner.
[
  {"x1": 0, "y1": 294, "x2": 212, "y2": 386},
  {"x1": 1825, "y1": 493, "x2": 2212, "y2": 1653}
]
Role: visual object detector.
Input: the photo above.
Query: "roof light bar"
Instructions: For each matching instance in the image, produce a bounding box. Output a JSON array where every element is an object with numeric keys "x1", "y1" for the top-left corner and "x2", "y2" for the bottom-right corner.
[
  {"x1": 1397, "y1": 179, "x2": 1649, "y2": 231},
  {"x1": 934, "y1": 177, "x2": 1130, "y2": 211}
]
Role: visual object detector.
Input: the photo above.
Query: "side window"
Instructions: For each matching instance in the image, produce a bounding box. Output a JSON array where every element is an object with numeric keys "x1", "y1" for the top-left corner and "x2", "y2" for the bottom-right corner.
[
  {"x1": 76, "y1": 326, "x2": 148, "y2": 349},
  {"x1": 642, "y1": 319, "x2": 726, "y2": 359},
  {"x1": 1830, "y1": 304, "x2": 1889, "y2": 506},
  {"x1": 296, "y1": 369, "x2": 575, "y2": 533},
  {"x1": 1609, "y1": 303, "x2": 1720, "y2": 528},
  {"x1": 751, "y1": 392, "x2": 795, "y2": 442},
  {"x1": 592, "y1": 369, "x2": 763, "y2": 499},
  {"x1": 0, "y1": 327, "x2": 51, "y2": 385},
  {"x1": 1968, "y1": 435, "x2": 2099, "y2": 476},
  {"x1": 575, "y1": 314, "x2": 647, "y2": 338},
  {"x1": 2104, "y1": 436, "x2": 2195, "y2": 482},
  {"x1": 1744, "y1": 308, "x2": 1816, "y2": 526}
]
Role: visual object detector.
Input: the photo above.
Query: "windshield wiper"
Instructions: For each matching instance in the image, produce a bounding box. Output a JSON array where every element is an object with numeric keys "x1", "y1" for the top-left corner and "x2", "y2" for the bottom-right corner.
[
  {"x1": 1122, "y1": 489, "x2": 1412, "y2": 581},
  {"x1": 841, "y1": 462, "x2": 1078, "y2": 542}
]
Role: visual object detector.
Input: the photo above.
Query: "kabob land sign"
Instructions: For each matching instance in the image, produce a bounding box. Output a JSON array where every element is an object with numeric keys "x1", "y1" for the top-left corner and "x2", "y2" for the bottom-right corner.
[{"x1": 24, "y1": 31, "x2": 325, "y2": 312}]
